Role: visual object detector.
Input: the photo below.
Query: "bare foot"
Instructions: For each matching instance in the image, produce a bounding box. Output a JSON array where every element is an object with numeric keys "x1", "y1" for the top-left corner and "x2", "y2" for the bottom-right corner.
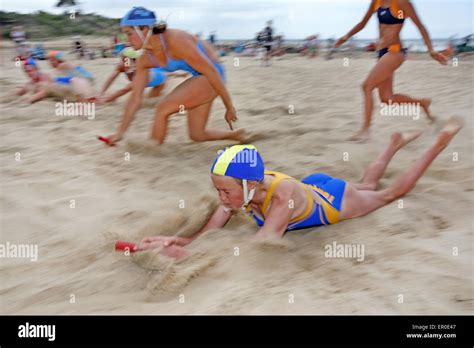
[
  {"x1": 347, "y1": 129, "x2": 370, "y2": 142},
  {"x1": 238, "y1": 129, "x2": 270, "y2": 144},
  {"x1": 420, "y1": 98, "x2": 435, "y2": 123},
  {"x1": 231, "y1": 129, "x2": 245, "y2": 142},
  {"x1": 437, "y1": 116, "x2": 464, "y2": 148},
  {"x1": 391, "y1": 130, "x2": 423, "y2": 151}
]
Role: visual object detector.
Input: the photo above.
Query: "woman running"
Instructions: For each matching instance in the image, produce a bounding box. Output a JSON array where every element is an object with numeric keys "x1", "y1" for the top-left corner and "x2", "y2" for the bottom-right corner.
[
  {"x1": 335, "y1": 0, "x2": 448, "y2": 141},
  {"x1": 98, "y1": 47, "x2": 188, "y2": 103},
  {"x1": 135, "y1": 117, "x2": 463, "y2": 259},
  {"x1": 105, "y1": 7, "x2": 242, "y2": 146}
]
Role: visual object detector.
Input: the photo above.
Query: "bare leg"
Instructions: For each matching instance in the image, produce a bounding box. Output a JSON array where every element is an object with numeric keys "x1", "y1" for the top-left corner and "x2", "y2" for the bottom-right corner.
[
  {"x1": 348, "y1": 52, "x2": 405, "y2": 142},
  {"x1": 392, "y1": 95, "x2": 433, "y2": 122},
  {"x1": 383, "y1": 117, "x2": 463, "y2": 202},
  {"x1": 187, "y1": 101, "x2": 244, "y2": 142},
  {"x1": 379, "y1": 80, "x2": 434, "y2": 122},
  {"x1": 350, "y1": 131, "x2": 422, "y2": 190},
  {"x1": 151, "y1": 76, "x2": 242, "y2": 144},
  {"x1": 147, "y1": 84, "x2": 165, "y2": 98},
  {"x1": 341, "y1": 117, "x2": 463, "y2": 220}
]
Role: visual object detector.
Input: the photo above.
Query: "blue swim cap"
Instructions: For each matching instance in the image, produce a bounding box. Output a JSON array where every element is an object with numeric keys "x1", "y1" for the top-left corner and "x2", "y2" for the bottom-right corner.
[
  {"x1": 120, "y1": 7, "x2": 156, "y2": 27},
  {"x1": 24, "y1": 58, "x2": 37, "y2": 68},
  {"x1": 211, "y1": 145, "x2": 265, "y2": 182}
]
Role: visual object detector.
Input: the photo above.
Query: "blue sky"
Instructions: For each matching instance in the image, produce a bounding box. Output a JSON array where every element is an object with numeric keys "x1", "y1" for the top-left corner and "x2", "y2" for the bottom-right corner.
[{"x1": 2, "y1": 0, "x2": 473, "y2": 39}]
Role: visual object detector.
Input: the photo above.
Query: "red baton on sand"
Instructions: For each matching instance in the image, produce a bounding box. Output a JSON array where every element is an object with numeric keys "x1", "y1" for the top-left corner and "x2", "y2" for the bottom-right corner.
[
  {"x1": 115, "y1": 240, "x2": 138, "y2": 252},
  {"x1": 97, "y1": 136, "x2": 116, "y2": 146}
]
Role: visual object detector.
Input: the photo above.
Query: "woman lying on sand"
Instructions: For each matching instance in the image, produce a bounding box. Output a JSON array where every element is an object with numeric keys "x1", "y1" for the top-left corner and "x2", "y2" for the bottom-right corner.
[
  {"x1": 97, "y1": 47, "x2": 188, "y2": 104},
  {"x1": 335, "y1": 0, "x2": 448, "y2": 141},
  {"x1": 16, "y1": 58, "x2": 53, "y2": 103},
  {"x1": 105, "y1": 7, "x2": 243, "y2": 146},
  {"x1": 135, "y1": 117, "x2": 463, "y2": 259}
]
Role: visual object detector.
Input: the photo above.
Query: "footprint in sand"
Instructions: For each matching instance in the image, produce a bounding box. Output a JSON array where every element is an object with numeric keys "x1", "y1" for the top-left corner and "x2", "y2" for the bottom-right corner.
[{"x1": 430, "y1": 215, "x2": 451, "y2": 231}]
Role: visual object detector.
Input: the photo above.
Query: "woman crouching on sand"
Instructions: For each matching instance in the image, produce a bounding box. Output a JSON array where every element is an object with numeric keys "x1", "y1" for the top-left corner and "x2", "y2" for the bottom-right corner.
[
  {"x1": 135, "y1": 117, "x2": 463, "y2": 259},
  {"x1": 104, "y1": 7, "x2": 243, "y2": 146}
]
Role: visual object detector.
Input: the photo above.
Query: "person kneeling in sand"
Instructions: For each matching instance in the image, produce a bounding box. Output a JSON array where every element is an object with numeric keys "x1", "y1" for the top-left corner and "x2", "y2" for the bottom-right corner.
[
  {"x1": 137, "y1": 117, "x2": 463, "y2": 259},
  {"x1": 97, "y1": 47, "x2": 189, "y2": 104},
  {"x1": 45, "y1": 50, "x2": 96, "y2": 102}
]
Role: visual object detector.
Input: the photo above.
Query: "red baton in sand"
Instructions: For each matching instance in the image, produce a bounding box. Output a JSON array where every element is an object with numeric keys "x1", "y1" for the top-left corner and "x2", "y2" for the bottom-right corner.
[
  {"x1": 115, "y1": 241, "x2": 138, "y2": 252},
  {"x1": 97, "y1": 136, "x2": 116, "y2": 146}
]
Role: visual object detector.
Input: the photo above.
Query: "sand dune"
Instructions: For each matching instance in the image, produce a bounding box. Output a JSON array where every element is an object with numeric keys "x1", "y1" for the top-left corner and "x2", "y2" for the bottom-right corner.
[{"x1": 0, "y1": 47, "x2": 472, "y2": 314}]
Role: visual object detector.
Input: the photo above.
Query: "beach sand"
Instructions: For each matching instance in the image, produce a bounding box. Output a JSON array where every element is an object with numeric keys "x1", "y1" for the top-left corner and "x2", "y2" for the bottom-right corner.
[{"x1": 0, "y1": 44, "x2": 472, "y2": 314}]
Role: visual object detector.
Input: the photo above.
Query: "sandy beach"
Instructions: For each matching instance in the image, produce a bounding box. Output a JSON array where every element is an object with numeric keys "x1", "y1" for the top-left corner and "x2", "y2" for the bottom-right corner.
[{"x1": 0, "y1": 42, "x2": 472, "y2": 315}]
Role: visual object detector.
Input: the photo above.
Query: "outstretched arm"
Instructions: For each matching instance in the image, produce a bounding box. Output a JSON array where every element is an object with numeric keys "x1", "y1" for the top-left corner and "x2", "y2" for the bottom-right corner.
[
  {"x1": 104, "y1": 84, "x2": 133, "y2": 103},
  {"x1": 107, "y1": 63, "x2": 148, "y2": 144},
  {"x1": 100, "y1": 65, "x2": 122, "y2": 95},
  {"x1": 336, "y1": 0, "x2": 375, "y2": 47},
  {"x1": 138, "y1": 204, "x2": 232, "y2": 250},
  {"x1": 401, "y1": 0, "x2": 447, "y2": 65},
  {"x1": 189, "y1": 204, "x2": 233, "y2": 242}
]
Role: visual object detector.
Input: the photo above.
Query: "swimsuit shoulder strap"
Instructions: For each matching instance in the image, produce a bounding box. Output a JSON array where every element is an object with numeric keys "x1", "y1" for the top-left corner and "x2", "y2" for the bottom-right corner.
[
  {"x1": 159, "y1": 33, "x2": 171, "y2": 59},
  {"x1": 262, "y1": 171, "x2": 294, "y2": 214},
  {"x1": 261, "y1": 171, "x2": 314, "y2": 224}
]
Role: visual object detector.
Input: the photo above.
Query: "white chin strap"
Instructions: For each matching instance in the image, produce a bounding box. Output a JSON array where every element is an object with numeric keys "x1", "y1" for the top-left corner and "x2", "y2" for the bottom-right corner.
[
  {"x1": 134, "y1": 26, "x2": 153, "y2": 49},
  {"x1": 241, "y1": 179, "x2": 256, "y2": 211}
]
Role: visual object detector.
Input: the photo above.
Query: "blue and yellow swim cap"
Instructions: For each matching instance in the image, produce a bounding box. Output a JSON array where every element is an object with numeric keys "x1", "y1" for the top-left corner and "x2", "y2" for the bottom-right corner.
[{"x1": 211, "y1": 145, "x2": 265, "y2": 182}]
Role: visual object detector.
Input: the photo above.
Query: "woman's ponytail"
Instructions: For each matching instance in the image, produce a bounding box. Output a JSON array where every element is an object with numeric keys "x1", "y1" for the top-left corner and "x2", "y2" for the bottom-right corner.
[{"x1": 152, "y1": 21, "x2": 167, "y2": 34}]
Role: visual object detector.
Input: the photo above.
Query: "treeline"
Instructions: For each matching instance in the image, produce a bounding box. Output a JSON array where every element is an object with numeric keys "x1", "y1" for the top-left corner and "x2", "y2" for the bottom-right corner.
[{"x1": 0, "y1": 11, "x2": 120, "y2": 40}]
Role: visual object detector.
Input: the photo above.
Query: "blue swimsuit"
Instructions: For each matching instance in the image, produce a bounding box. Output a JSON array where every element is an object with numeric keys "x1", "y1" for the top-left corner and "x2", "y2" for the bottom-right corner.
[
  {"x1": 124, "y1": 67, "x2": 167, "y2": 88},
  {"x1": 54, "y1": 66, "x2": 93, "y2": 85},
  {"x1": 146, "y1": 68, "x2": 167, "y2": 87},
  {"x1": 147, "y1": 33, "x2": 225, "y2": 81}
]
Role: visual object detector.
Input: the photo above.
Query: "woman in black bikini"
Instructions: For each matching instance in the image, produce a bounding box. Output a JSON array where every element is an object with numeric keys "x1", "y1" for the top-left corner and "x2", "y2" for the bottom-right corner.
[{"x1": 336, "y1": 0, "x2": 448, "y2": 141}]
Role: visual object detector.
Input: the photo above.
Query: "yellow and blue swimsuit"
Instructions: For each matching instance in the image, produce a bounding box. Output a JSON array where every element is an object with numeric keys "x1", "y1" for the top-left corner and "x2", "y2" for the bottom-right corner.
[
  {"x1": 247, "y1": 171, "x2": 346, "y2": 231},
  {"x1": 374, "y1": 0, "x2": 407, "y2": 59}
]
